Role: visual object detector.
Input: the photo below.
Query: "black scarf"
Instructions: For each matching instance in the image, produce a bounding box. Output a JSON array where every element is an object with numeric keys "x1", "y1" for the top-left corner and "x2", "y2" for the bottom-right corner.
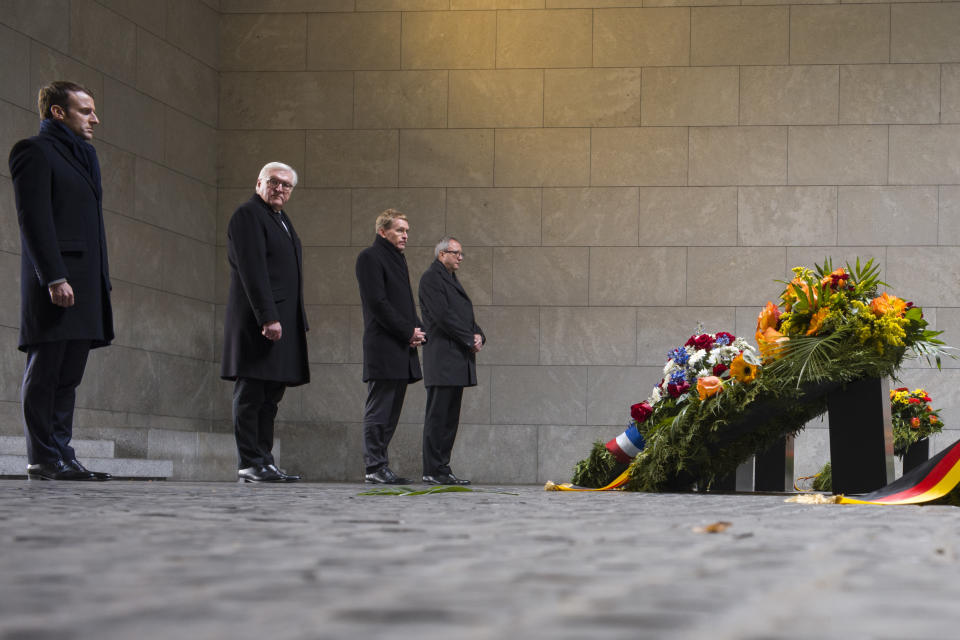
[{"x1": 39, "y1": 118, "x2": 102, "y2": 201}]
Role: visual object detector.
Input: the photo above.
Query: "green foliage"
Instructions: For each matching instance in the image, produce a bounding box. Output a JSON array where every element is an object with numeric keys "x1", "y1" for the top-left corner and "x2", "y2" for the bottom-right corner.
[
  {"x1": 571, "y1": 441, "x2": 624, "y2": 488},
  {"x1": 812, "y1": 462, "x2": 832, "y2": 492}
]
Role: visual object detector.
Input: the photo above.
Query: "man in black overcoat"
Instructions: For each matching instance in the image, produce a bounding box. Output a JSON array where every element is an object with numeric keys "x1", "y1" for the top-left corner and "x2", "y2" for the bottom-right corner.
[
  {"x1": 9, "y1": 80, "x2": 114, "y2": 481},
  {"x1": 355, "y1": 209, "x2": 425, "y2": 484},
  {"x1": 418, "y1": 236, "x2": 484, "y2": 485},
  {"x1": 222, "y1": 162, "x2": 309, "y2": 483}
]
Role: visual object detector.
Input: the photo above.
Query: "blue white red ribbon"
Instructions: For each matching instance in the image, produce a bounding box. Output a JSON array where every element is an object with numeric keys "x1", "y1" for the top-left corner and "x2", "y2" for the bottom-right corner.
[{"x1": 606, "y1": 425, "x2": 645, "y2": 464}]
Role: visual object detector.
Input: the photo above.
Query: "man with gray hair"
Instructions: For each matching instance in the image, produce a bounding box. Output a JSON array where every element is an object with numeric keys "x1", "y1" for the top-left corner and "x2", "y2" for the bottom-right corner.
[
  {"x1": 221, "y1": 162, "x2": 309, "y2": 483},
  {"x1": 418, "y1": 236, "x2": 484, "y2": 485}
]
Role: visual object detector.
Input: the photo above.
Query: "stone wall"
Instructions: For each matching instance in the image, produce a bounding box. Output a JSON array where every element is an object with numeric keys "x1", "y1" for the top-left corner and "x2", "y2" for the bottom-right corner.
[{"x1": 2, "y1": 0, "x2": 959, "y2": 483}]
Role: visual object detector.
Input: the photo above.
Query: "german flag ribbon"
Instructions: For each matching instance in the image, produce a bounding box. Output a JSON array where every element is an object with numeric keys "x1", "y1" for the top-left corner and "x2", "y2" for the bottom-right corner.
[
  {"x1": 544, "y1": 468, "x2": 632, "y2": 492},
  {"x1": 838, "y1": 437, "x2": 960, "y2": 505}
]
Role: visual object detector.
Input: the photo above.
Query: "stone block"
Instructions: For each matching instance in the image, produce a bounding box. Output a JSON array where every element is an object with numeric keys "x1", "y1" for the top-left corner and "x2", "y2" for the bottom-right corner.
[
  {"x1": 69, "y1": 0, "x2": 137, "y2": 85},
  {"x1": 111, "y1": 281, "x2": 215, "y2": 361},
  {"x1": 840, "y1": 64, "x2": 940, "y2": 125},
  {"x1": 303, "y1": 247, "x2": 362, "y2": 306},
  {"x1": 217, "y1": 189, "x2": 249, "y2": 246},
  {"x1": 591, "y1": 127, "x2": 688, "y2": 187},
  {"x1": 220, "y1": 72, "x2": 353, "y2": 130},
  {"x1": 942, "y1": 187, "x2": 960, "y2": 245},
  {"x1": 793, "y1": 420, "x2": 830, "y2": 482},
  {"x1": 738, "y1": 187, "x2": 838, "y2": 247},
  {"x1": 789, "y1": 125, "x2": 887, "y2": 186},
  {"x1": 453, "y1": 0, "x2": 541, "y2": 8},
  {"x1": 274, "y1": 422, "x2": 363, "y2": 482},
  {"x1": 134, "y1": 158, "x2": 217, "y2": 243},
  {"x1": 0, "y1": 252, "x2": 20, "y2": 329},
  {"x1": 301, "y1": 364, "x2": 366, "y2": 423},
  {"x1": 400, "y1": 129, "x2": 494, "y2": 187},
  {"x1": 790, "y1": 5, "x2": 889, "y2": 65},
  {"x1": 403, "y1": 246, "x2": 437, "y2": 301},
  {"x1": 492, "y1": 365, "x2": 586, "y2": 425},
  {"x1": 2, "y1": 0, "x2": 69, "y2": 51},
  {"x1": 689, "y1": 126, "x2": 787, "y2": 186},
  {"x1": 494, "y1": 129, "x2": 589, "y2": 187},
  {"x1": 540, "y1": 307, "x2": 637, "y2": 366},
  {"x1": 98, "y1": 0, "x2": 165, "y2": 36},
  {"x1": 740, "y1": 65, "x2": 839, "y2": 126},
  {"x1": 446, "y1": 188, "x2": 541, "y2": 246},
  {"x1": 891, "y1": 4, "x2": 960, "y2": 63},
  {"x1": 0, "y1": 328, "x2": 22, "y2": 403},
  {"x1": 889, "y1": 125, "x2": 960, "y2": 186},
  {"x1": 587, "y1": 366, "x2": 664, "y2": 426},
  {"x1": 104, "y1": 212, "x2": 164, "y2": 290},
  {"x1": 146, "y1": 428, "x2": 232, "y2": 482},
  {"x1": 402, "y1": 11, "x2": 495, "y2": 70},
  {"x1": 544, "y1": 69, "x2": 642, "y2": 127},
  {"x1": 452, "y1": 424, "x2": 539, "y2": 485},
  {"x1": 397, "y1": 377, "x2": 427, "y2": 425},
  {"x1": 452, "y1": 246, "x2": 493, "y2": 307},
  {"x1": 497, "y1": 9, "x2": 591, "y2": 69},
  {"x1": 932, "y1": 308, "x2": 960, "y2": 369},
  {"x1": 0, "y1": 25, "x2": 31, "y2": 110},
  {"x1": 543, "y1": 188, "x2": 639, "y2": 246},
  {"x1": 589, "y1": 247, "x2": 686, "y2": 307},
  {"x1": 218, "y1": 130, "x2": 305, "y2": 188},
  {"x1": 307, "y1": 12, "x2": 400, "y2": 71},
  {"x1": 96, "y1": 142, "x2": 135, "y2": 216},
  {"x1": 0, "y1": 401, "x2": 21, "y2": 437},
  {"x1": 638, "y1": 187, "x2": 737, "y2": 246},
  {"x1": 223, "y1": 0, "x2": 353, "y2": 11},
  {"x1": 281, "y1": 188, "x2": 351, "y2": 247},
  {"x1": 162, "y1": 233, "x2": 216, "y2": 302},
  {"x1": 691, "y1": 7, "x2": 789, "y2": 66},
  {"x1": 449, "y1": 70, "x2": 543, "y2": 128},
  {"x1": 642, "y1": 66, "x2": 738, "y2": 126},
  {"x1": 350, "y1": 188, "x2": 446, "y2": 247},
  {"x1": 493, "y1": 247, "x2": 589, "y2": 306},
  {"x1": 358, "y1": 0, "x2": 448, "y2": 9},
  {"x1": 221, "y1": 13, "x2": 306, "y2": 71},
  {"x1": 0, "y1": 102, "x2": 38, "y2": 180},
  {"x1": 0, "y1": 178, "x2": 20, "y2": 253},
  {"x1": 355, "y1": 71, "x2": 447, "y2": 129},
  {"x1": 886, "y1": 247, "x2": 960, "y2": 308},
  {"x1": 455, "y1": 367, "x2": 491, "y2": 426},
  {"x1": 686, "y1": 247, "x2": 787, "y2": 306},
  {"x1": 838, "y1": 187, "x2": 938, "y2": 246},
  {"x1": 137, "y1": 30, "x2": 219, "y2": 126},
  {"x1": 97, "y1": 78, "x2": 165, "y2": 165},
  {"x1": 593, "y1": 8, "x2": 690, "y2": 68},
  {"x1": 29, "y1": 42, "x2": 104, "y2": 110},
  {"x1": 784, "y1": 247, "x2": 886, "y2": 282},
  {"x1": 944, "y1": 65, "x2": 960, "y2": 124},
  {"x1": 165, "y1": 108, "x2": 217, "y2": 186},
  {"x1": 166, "y1": 0, "x2": 219, "y2": 69},
  {"x1": 473, "y1": 307, "x2": 540, "y2": 365},
  {"x1": 306, "y1": 130, "x2": 399, "y2": 188},
  {"x1": 537, "y1": 424, "x2": 615, "y2": 485},
  {"x1": 637, "y1": 307, "x2": 737, "y2": 366}
]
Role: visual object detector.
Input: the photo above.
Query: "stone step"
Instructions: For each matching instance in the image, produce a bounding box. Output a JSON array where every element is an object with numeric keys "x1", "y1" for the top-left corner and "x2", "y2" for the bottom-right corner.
[
  {"x1": 0, "y1": 436, "x2": 115, "y2": 458},
  {"x1": 0, "y1": 455, "x2": 172, "y2": 480}
]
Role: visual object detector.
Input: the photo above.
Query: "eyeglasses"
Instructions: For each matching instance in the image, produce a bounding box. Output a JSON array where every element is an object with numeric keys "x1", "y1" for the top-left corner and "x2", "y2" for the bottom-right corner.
[
  {"x1": 265, "y1": 177, "x2": 294, "y2": 192},
  {"x1": 442, "y1": 250, "x2": 464, "y2": 258}
]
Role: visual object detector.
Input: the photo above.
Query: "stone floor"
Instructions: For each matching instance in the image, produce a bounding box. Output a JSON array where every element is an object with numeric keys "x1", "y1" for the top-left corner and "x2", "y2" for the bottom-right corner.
[{"x1": 1, "y1": 480, "x2": 958, "y2": 640}]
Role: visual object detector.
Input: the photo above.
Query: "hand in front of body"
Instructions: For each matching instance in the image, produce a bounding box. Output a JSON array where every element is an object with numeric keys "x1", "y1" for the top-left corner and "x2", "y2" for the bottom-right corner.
[
  {"x1": 262, "y1": 321, "x2": 282, "y2": 341},
  {"x1": 410, "y1": 327, "x2": 426, "y2": 347},
  {"x1": 49, "y1": 281, "x2": 75, "y2": 307},
  {"x1": 472, "y1": 333, "x2": 483, "y2": 353}
]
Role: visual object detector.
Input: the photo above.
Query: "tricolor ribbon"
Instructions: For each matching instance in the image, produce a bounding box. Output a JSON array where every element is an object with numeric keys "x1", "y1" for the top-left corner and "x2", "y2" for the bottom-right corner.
[
  {"x1": 838, "y1": 437, "x2": 960, "y2": 505},
  {"x1": 605, "y1": 424, "x2": 645, "y2": 464}
]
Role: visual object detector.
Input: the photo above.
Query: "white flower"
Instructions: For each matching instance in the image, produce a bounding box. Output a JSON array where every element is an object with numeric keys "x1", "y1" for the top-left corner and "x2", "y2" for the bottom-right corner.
[
  {"x1": 663, "y1": 360, "x2": 679, "y2": 376},
  {"x1": 688, "y1": 349, "x2": 706, "y2": 366}
]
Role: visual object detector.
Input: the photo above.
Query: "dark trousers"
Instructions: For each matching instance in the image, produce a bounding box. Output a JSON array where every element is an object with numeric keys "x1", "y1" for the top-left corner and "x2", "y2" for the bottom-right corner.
[
  {"x1": 362, "y1": 380, "x2": 407, "y2": 473},
  {"x1": 422, "y1": 385, "x2": 464, "y2": 476},
  {"x1": 22, "y1": 340, "x2": 91, "y2": 465},
  {"x1": 233, "y1": 377, "x2": 286, "y2": 469}
]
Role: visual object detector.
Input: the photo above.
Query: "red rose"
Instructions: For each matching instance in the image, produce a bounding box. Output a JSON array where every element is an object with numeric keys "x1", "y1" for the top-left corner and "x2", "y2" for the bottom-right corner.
[
  {"x1": 667, "y1": 380, "x2": 690, "y2": 398},
  {"x1": 908, "y1": 398, "x2": 921, "y2": 404},
  {"x1": 630, "y1": 402, "x2": 653, "y2": 423},
  {"x1": 712, "y1": 363, "x2": 729, "y2": 376},
  {"x1": 715, "y1": 331, "x2": 737, "y2": 344},
  {"x1": 685, "y1": 334, "x2": 715, "y2": 351}
]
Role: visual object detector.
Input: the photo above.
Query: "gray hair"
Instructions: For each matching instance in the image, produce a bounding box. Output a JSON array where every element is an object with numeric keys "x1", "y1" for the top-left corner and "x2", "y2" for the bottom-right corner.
[
  {"x1": 434, "y1": 236, "x2": 459, "y2": 259},
  {"x1": 257, "y1": 162, "x2": 298, "y2": 187}
]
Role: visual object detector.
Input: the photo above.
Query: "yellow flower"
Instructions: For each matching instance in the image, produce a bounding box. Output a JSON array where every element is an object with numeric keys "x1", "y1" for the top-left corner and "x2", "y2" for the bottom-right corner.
[
  {"x1": 730, "y1": 353, "x2": 759, "y2": 383},
  {"x1": 697, "y1": 376, "x2": 724, "y2": 400}
]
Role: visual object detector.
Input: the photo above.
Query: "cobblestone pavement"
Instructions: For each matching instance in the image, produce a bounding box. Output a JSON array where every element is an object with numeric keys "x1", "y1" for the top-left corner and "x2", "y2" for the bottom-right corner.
[{"x1": 1, "y1": 481, "x2": 959, "y2": 640}]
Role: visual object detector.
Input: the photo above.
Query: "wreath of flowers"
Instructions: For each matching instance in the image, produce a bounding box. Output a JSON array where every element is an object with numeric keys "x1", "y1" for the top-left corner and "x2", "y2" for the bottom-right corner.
[{"x1": 890, "y1": 387, "x2": 943, "y2": 456}]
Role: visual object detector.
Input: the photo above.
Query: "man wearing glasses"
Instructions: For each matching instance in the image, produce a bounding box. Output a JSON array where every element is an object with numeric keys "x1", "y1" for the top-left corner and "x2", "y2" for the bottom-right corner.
[
  {"x1": 418, "y1": 236, "x2": 484, "y2": 485},
  {"x1": 221, "y1": 162, "x2": 309, "y2": 483}
]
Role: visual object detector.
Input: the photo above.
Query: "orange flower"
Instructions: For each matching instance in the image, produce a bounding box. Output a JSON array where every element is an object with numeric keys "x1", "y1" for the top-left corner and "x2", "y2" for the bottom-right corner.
[
  {"x1": 784, "y1": 278, "x2": 817, "y2": 311},
  {"x1": 756, "y1": 301, "x2": 781, "y2": 333},
  {"x1": 910, "y1": 417, "x2": 921, "y2": 429},
  {"x1": 805, "y1": 307, "x2": 830, "y2": 336},
  {"x1": 869, "y1": 292, "x2": 907, "y2": 317},
  {"x1": 931, "y1": 415, "x2": 939, "y2": 424},
  {"x1": 756, "y1": 327, "x2": 788, "y2": 361},
  {"x1": 820, "y1": 268, "x2": 849, "y2": 289},
  {"x1": 730, "y1": 353, "x2": 759, "y2": 383},
  {"x1": 697, "y1": 376, "x2": 724, "y2": 400}
]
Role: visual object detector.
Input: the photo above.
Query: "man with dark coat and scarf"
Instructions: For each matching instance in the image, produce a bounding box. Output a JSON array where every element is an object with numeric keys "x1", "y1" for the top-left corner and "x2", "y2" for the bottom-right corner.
[
  {"x1": 355, "y1": 209, "x2": 426, "y2": 484},
  {"x1": 418, "y1": 236, "x2": 484, "y2": 485},
  {"x1": 9, "y1": 80, "x2": 114, "y2": 481},
  {"x1": 222, "y1": 162, "x2": 309, "y2": 483}
]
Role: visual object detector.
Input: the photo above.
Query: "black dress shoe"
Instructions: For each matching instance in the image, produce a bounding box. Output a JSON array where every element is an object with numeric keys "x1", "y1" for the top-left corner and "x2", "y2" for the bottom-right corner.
[
  {"x1": 422, "y1": 472, "x2": 471, "y2": 486},
  {"x1": 68, "y1": 459, "x2": 112, "y2": 481},
  {"x1": 266, "y1": 464, "x2": 300, "y2": 482},
  {"x1": 27, "y1": 460, "x2": 96, "y2": 481},
  {"x1": 238, "y1": 465, "x2": 285, "y2": 483},
  {"x1": 364, "y1": 466, "x2": 408, "y2": 484}
]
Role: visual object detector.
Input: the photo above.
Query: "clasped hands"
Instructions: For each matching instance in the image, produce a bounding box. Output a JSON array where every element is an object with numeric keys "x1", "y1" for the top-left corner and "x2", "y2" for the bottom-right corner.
[{"x1": 410, "y1": 327, "x2": 426, "y2": 347}]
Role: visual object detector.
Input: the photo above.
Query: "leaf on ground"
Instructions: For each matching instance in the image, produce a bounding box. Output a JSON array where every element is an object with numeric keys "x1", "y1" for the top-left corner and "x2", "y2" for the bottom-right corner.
[{"x1": 692, "y1": 521, "x2": 732, "y2": 533}]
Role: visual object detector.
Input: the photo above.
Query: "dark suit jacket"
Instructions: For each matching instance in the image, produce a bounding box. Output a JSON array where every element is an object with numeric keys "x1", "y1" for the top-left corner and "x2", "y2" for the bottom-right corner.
[
  {"x1": 221, "y1": 195, "x2": 309, "y2": 386},
  {"x1": 355, "y1": 235, "x2": 422, "y2": 383},
  {"x1": 418, "y1": 260, "x2": 484, "y2": 388},
  {"x1": 9, "y1": 131, "x2": 113, "y2": 351}
]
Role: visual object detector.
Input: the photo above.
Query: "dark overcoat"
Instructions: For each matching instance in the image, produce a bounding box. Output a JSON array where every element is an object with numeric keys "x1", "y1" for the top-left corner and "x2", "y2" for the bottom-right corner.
[
  {"x1": 418, "y1": 260, "x2": 484, "y2": 388},
  {"x1": 221, "y1": 195, "x2": 309, "y2": 386},
  {"x1": 9, "y1": 131, "x2": 113, "y2": 351},
  {"x1": 355, "y1": 235, "x2": 422, "y2": 383}
]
